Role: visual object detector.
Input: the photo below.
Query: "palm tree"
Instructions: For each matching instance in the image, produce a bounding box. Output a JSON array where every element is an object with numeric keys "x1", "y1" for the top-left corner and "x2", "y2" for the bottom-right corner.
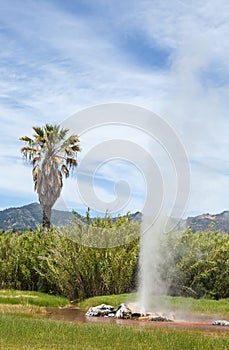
[{"x1": 20, "y1": 124, "x2": 81, "y2": 229}]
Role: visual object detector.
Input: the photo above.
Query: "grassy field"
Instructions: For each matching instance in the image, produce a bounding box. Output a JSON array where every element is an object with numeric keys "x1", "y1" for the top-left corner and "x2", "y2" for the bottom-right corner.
[
  {"x1": 0, "y1": 289, "x2": 69, "y2": 307},
  {"x1": 0, "y1": 313, "x2": 228, "y2": 350},
  {"x1": 0, "y1": 290, "x2": 228, "y2": 350}
]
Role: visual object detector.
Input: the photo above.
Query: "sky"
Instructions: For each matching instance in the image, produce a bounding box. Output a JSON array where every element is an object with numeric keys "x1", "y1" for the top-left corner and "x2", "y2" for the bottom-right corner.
[{"x1": 0, "y1": 0, "x2": 228, "y2": 218}]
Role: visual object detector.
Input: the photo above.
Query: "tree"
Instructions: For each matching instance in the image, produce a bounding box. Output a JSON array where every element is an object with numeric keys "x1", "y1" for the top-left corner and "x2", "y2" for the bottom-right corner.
[{"x1": 20, "y1": 124, "x2": 80, "y2": 229}]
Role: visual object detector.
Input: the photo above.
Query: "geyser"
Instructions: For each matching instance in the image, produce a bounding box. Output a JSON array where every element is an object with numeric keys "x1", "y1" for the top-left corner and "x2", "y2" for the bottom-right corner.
[
  {"x1": 139, "y1": 222, "x2": 165, "y2": 313},
  {"x1": 62, "y1": 103, "x2": 190, "y2": 314}
]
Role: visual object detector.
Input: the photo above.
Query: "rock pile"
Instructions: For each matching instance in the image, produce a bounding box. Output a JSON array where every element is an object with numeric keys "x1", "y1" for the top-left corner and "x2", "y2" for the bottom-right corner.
[
  {"x1": 85, "y1": 303, "x2": 174, "y2": 322},
  {"x1": 212, "y1": 320, "x2": 229, "y2": 326}
]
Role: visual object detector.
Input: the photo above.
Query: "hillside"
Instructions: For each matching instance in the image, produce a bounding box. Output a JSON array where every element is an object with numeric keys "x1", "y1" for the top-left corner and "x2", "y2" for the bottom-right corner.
[
  {"x1": 0, "y1": 203, "x2": 75, "y2": 231},
  {"x1": 0, "y1": 203, "x2": 228, "y2": 233},
  {"x1": 186, "y1": 211, "x2": 229, "y2": 233}
]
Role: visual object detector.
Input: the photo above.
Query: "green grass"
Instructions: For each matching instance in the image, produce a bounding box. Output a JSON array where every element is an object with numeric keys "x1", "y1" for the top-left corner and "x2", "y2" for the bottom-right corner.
[
  {"x1": 0, "y1": 314, "x2": 228, "y2": 350},
  {"x1": 0, "y1": 291, "x2": 228, "y2": 349},
  {"x1": 0, "y1": 289, "x2": 69, "y2": 307},
  {"x1": 164, "y1": 296, "x2": 229, "y2": 317},
  {"x1": 79, "y1": 293, "x2": 229, "y2": 318},
  {"x1": 0, "y1": 303, "x2": 46, "y2": 316},
  {"x1": 1, "y1": 290, "x2": 228, "y2": 318},
  {"x1": 78, "y1": 293, "x2": 133, "y2": 309}
]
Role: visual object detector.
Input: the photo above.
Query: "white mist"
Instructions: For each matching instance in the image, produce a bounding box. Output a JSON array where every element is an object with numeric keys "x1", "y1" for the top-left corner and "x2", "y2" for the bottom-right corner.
[{"x1": 138, "y1": 215, "x2": 168, "y2": 314}]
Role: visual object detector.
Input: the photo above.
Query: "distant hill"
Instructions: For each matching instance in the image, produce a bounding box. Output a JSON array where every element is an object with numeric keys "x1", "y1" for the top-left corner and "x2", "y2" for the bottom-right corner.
[
  {"x1": 0, "y1": 203, "x2": 140, "y2": 231},
  {"x1": 0, "y1": 203, "x2": 76, "y2": 231},
  {"x1": 0, "y1": 203, "x2": 228, "y2": 233},
  {"x1": 185, "y1": 211, "x2": 229, "y2": 233}
]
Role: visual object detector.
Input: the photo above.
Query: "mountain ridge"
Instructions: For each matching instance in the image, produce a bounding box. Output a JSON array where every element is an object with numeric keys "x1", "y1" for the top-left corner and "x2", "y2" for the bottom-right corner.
[{"x1": 0, "y1": 203, "x2": 228, "y2": 233}]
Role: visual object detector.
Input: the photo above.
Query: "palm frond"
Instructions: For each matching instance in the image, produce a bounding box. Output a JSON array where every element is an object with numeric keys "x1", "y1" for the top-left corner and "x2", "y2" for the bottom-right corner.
[
  {"x1": 32, "y1": 164, "x2": 40, "y2": 175},
  {"x1": 66, "y1": 158, "x2": 77, "y2": 169},
  {"x1": 21, "y1": 146, "x2": 36, "y2": 152},
  {"x1": 44, "y1": 125, "x2": 57, "y2": 141},
  {"x1": 19, "y1": 136, "x2": 33, "y2": 143},
  {"x1": 20, "y1": 146, "x2": 41, "y2": 161},
  {"x1": 71, "y1": 144, "x2": 81, "y2": 152},
  {"x1": 58, "y1": 170, "x2": 63, "y2": 188},
  {"x1": 61, "y1": 164, "x2": 69, "y2": 178},
  {"x1": 68, "y1": 135, "x2": 80, "y2": 145},
  {"x1": 59, "y1": 128, "x2": 69, "y2": 140},
  {"x1": 33, "y1": 126, "x2": 44, "y2": 137},
  {"x1": 44, "y1": 124, "x2": 55, "y2": 132},
  {"x1": 54, "y1": 155, "x2": 64, "y2": 163},
  {"x1": 65, "y1": 147, "x2": 74, "y2": 155},
  {"x1": 32, "y1": 156, "x2": 40, "y2": 165},
  {"x1": 60, "y1": 134, "x2": 80, "y2": 150}
]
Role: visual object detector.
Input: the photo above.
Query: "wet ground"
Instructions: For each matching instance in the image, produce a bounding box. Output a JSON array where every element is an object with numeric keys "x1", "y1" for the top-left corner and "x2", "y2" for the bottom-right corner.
[{"x1": 43, "y1": 307, "x2": 229, "y2": 333}]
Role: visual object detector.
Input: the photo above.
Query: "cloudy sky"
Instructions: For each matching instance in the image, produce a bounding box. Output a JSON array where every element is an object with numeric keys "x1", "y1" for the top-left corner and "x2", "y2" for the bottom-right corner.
[{"x1": 0, "y1": 0, "x2": 228, "y2": 218}]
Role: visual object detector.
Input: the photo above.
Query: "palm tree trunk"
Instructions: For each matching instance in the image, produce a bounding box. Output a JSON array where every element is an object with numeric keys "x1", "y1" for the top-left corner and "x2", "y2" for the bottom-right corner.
[{"x1": 42, "y1": 205, "x2": 51, "y2": 229}]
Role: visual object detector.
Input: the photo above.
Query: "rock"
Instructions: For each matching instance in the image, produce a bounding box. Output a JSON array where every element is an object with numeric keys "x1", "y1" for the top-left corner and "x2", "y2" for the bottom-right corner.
[
  {"x1": 115, "y1": 303, "x2": 132, "y2": 319},
  {"x1": 148, "y1": 313, "x2": 174, "y2": 322},
  {"x1": 212, "y1": 320, "x2": 229, "y2": 326},
  {"x1": 148, "y1": 314, "x2": 166, "y2": 322},
  {"x1": 138, "y1": 316, "x2": 150, "y2": 321},
  {"x1": 138, "y1": 312, "x2": 174, "y2": 322},
  {"x1": 85, "y1": 302, "x2": 174, "y2": 322},
  {"x1": 85, "y1": 304, "x2": 116, "y2": 317}
]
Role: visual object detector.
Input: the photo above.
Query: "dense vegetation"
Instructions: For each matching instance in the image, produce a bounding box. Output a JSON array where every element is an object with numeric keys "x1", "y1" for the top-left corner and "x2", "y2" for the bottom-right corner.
[
  {"x1": 0, "y1": 214, "x2": 228, "y2": 301},
  {"x1": 160, "y1": 228, "x2": 229, "y2": 299}
]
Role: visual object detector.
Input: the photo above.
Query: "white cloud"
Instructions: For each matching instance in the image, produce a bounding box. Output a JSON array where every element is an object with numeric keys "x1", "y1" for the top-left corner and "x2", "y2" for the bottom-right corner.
[
  {"x1": 0, "y1": 0, "x2": 228, "y2": 216},
  {"x1": 0, "y1": 158, "x2": 35, "y2": 197}
]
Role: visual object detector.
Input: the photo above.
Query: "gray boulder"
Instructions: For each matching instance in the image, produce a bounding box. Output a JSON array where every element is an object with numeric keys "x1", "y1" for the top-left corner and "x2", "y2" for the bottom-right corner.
[
  {"x1": 85, "y1": 304, "x2": 116, "y2": 317},
  {"x1": 115, "y1": 303, "x2": 132, "y2": 319}
]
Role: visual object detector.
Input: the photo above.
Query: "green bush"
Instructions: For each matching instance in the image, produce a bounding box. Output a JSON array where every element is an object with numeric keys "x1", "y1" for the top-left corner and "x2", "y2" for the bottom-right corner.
[
  {"x1": 0, "y1": 215, "x2": 139, "y2": 301},
  {"x1": 0, "y1": 228, "x2": 46, "y2": 291},
  {"x1": 36, "y1": 230, "x2": 139, "y2": 300},
  {"x1": 0, "y1": 219, "x2": 228, "y2": 301},
  {"x1": 161, "y1": 229, "x2": 229, "y2": 299}
]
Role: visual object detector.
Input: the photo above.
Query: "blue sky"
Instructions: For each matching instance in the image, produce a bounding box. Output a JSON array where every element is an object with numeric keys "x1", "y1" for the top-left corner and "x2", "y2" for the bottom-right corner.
[{"x1": 0, "y1": 0, "x2": 228, "y2": 218}]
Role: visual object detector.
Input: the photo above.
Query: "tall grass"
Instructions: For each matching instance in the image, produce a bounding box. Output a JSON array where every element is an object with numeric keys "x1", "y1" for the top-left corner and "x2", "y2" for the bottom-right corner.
[
  {"x1": 0, "y1": 227, "x2": 139, "y2": 301},
  {"x1": 0, "y1": 226, "x2": 228, "y2": 301}
]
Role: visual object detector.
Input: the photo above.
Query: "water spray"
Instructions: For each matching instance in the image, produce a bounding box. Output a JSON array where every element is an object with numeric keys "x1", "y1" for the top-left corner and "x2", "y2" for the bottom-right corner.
[{"x1": 59, "y1": 103, "x2": 190, "y2": 312}]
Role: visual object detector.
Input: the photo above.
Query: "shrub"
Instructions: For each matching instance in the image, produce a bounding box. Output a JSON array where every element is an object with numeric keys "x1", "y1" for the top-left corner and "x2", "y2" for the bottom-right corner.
[
  {"x1": 0, "y1": 221, "x2": 228, "y2": 300},
  {"x1": 161, "y1": 229, "x2": 229, "y2": 299}
]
